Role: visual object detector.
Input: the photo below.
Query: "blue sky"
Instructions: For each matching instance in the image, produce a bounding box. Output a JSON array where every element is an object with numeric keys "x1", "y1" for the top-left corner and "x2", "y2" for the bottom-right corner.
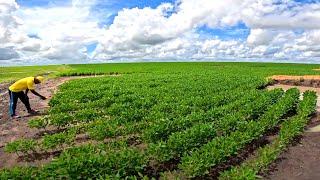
[
  {"x1": 16, "y1": 0, "x2": 176, "y2": 9},
  {"x1": 16, "y1": 0, "x2": 69, "y2": 7},
  {"x1": 197, "y1": 23, "x2": 250, "y2": 41},
  {"x1": 1, "y1": 0, "x2": 320, "y2": 65}
]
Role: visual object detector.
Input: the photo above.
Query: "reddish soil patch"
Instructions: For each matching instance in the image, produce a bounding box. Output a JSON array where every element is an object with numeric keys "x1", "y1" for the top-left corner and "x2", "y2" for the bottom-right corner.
[
  {"x1": 271, "y1": 75, "x2": 320, "y2": 81},
  {"x1": 266, "y1": 83, "x2": 320, "y2": 179},
  {"x1": 270, "y1": 75, "x2": 320, "y2": 88}
]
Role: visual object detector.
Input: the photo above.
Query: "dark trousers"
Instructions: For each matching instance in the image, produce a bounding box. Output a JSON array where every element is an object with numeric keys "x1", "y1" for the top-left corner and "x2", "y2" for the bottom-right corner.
[{"x1": 8, "y1": 90, "x2": 31, "y2": 116}]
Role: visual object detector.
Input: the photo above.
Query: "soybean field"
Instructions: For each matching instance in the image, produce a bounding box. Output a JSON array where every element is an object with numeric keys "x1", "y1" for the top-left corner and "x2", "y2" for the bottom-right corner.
[{"x1": 0, "y1": 62, "x2": 318, "y2": 179}]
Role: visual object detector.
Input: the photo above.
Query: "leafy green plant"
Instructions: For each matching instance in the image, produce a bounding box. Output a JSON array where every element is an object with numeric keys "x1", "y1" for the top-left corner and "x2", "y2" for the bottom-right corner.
[
  {"x1": 42, "y1": 129, "x2": 76, "y2": 151},
  {"x1": 5, "y1": 139, "x2": 37, "y2": 155},
  {"x1": 28, "y1": 116, "x2": 49, "y2": 130},
  {"x1": 86, "y1": 119, "x2": 117, "y2": 141}
]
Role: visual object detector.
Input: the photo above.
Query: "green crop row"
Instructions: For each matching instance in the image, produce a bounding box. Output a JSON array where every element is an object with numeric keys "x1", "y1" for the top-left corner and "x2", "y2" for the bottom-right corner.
[
  {"x1": 147, "y1": 89, "x2": 284, "y2": 162},
  {"x1": 28, "y1": 73, "x2": 269, "y2": 144},
  {"x1": 142, "y1": 89, "x2": 265, "y2": 143},
  {"x1": 47, "y1": 74, "x2": 266, "y2": 128},
  {"x1": 1, "y1": 141, "x2": 147, "y2": 179},
  {"x1": 5, "y1": 128, "x2": 77, "y2": 154},
  {"x1": 4, "y1": 139, "x2": 37, "y2": 156},
  {"x1": 178, "y1": 88, "x2": 300, "y2": 177},
  {"x1": 219, "y1": 91, "x2": 317, "y2": 180}
]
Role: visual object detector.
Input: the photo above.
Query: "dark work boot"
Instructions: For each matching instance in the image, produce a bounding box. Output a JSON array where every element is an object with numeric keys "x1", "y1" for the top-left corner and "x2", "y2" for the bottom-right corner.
[{"x1": 28, "y1": 109, "x2": 38, "y2": 115}]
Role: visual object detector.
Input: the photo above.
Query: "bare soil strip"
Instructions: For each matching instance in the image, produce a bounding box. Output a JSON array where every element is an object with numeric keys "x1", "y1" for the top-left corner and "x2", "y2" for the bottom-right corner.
[
  {"x1": 266, "y1": 80, "x2": 320, "y2": 179},
  {"x1": 270, "y1": 75, "x2": 320, "y2": 88},
  {"x1": 271, "y1": 75, "x2": 320, "y2": 80}
]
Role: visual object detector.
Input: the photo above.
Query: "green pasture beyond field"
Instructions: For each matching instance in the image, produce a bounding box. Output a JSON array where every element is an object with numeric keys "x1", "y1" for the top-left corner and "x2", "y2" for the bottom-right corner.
[
  {"x1": 0, "y1": 62, "x2": 320, "y2": 82},
  {"x1": 0, "y1": 65, "x2": 71, "y2": 83},
  {"x1": 53, "y1": 62, "x2": 320, "y2": 77},
  {"x1": 0, "y1": 62, "x2": 319, "y2": 179}
]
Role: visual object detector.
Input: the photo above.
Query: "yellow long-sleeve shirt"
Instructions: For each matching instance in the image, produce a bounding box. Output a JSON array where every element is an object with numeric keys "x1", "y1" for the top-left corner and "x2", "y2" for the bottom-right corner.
[{"x1": 9, "y1": 77, "x2": 35, "y2": 92}]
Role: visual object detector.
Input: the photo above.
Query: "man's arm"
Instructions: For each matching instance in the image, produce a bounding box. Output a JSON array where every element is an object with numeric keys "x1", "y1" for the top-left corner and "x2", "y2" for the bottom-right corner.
[
  {"x1": 30, "y1": 90, "x2": 47, "y2": 100},
  {"x1": 25, "y1": 89, "x2": 29, "y2": 96}
]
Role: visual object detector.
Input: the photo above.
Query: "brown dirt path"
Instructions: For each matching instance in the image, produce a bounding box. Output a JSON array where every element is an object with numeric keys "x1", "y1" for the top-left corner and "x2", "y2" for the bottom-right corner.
[
  {"x1": 266, "y1": 84, "x2": 320, "y2": 180},
  {"x1": 0, "y1": 77, "x2": 79, "y2": 168},
  {"x1": 270, "y1": 75, "x2": 320, "y2": 88},
  {"x1": 271, "y1": 75, "x2": 320, "y2": 81}
]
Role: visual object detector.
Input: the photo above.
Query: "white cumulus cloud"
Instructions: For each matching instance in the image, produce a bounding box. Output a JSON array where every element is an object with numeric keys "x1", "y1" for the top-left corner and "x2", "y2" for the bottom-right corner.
[
  {"x1": 1, "y1": 0, "x2": 320, "y2": 65},
  {"x1": 0, "y1": 0, "x2": 22, "y2": 60}
]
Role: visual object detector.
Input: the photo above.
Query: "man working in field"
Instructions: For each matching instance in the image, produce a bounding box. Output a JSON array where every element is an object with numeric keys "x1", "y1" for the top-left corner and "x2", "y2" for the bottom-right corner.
[{"x1": 8, "y1": 76, "x2": 47, "y2": 119}]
